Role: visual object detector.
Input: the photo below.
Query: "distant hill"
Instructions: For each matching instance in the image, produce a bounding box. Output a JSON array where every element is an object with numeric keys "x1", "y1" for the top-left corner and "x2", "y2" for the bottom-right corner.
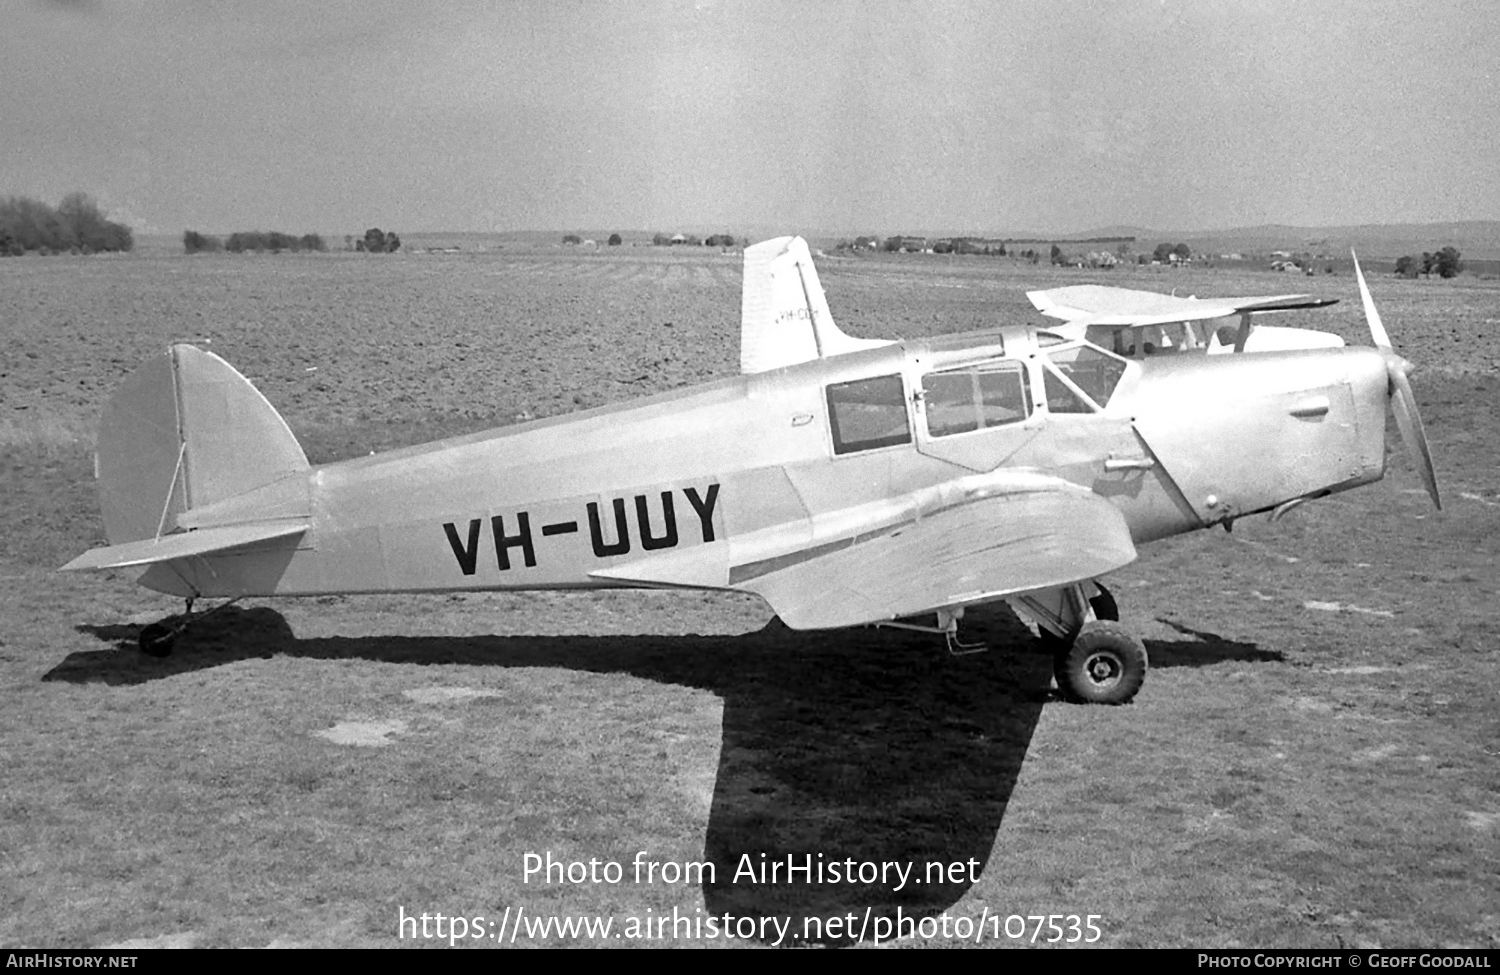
[
  {"x1": 1077, "y1": 221, "x2": 1500, "y2": 261},
  {"x1": 801, "y1": 221, "x2": 1500, "y2": 261},
  {"x1": 198, "y1": 222, "x2": 1498, "y2": 262}
]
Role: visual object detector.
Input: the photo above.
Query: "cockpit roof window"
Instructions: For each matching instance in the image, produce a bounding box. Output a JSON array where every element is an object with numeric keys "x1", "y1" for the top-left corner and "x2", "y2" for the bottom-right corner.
[{"x1": 925, "y1": 330, "x2": 1005, "y2": 358}]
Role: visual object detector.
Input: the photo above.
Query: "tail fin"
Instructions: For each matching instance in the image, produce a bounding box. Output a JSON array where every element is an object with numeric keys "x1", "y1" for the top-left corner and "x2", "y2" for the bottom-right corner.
[
  {"x1": 739, "y1": 236, "x2": 893, "y2": 374},
  {"x1": 95, "y1": 344, "x2": 308, "y2": 546}
]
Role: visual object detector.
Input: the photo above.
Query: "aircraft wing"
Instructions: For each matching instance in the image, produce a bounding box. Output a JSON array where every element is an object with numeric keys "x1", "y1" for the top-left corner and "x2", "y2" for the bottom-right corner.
[
  {"x1": 1028, "y1": 285, "x2": 1337, "y2": 329},
  {"x1": 723, "y1": 473, "x2": 1137, "y2": 630},
  {"x1": 60, "y1": 520, "x2": 309, "y2": 572}
]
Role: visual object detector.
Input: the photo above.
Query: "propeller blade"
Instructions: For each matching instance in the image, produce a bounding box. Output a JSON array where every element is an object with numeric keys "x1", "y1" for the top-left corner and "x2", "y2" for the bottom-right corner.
[
  {"x1": 1388, "y1": 364, "x2": 1442, "y2": 510},
  {"x1": 1355, "y1": 253, "x2": 1441, "y2": 509},
  {"x1": 1353, "y1": 251, "x2": 1392, "y2": 349}
]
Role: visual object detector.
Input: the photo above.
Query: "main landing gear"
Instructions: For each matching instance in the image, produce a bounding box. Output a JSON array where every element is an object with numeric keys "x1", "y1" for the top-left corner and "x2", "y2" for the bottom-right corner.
[{"x1": 1010, "y1": 581, "x2": 1148, "y2": 705}]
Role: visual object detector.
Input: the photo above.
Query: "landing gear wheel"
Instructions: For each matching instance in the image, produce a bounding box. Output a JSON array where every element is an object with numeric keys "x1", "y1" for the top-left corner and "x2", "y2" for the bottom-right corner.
[
  {"x1": 138, "y1": 622, "x2": 176, "y2": 658},
  {"x1": 1054, "y1": 620, "x2": 1147, "y2": 705}
]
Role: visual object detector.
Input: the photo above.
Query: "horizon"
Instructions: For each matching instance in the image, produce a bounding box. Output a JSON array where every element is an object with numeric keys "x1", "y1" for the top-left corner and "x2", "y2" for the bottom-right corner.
[{"x1": 126, "y1": 218, "x2": 1500, "y2": 243}]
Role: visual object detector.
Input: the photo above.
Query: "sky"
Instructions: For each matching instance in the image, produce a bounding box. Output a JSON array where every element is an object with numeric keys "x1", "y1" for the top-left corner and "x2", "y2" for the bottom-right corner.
[{"x1": 4, "y1": 0, "x2": 1499, "y2": 236}]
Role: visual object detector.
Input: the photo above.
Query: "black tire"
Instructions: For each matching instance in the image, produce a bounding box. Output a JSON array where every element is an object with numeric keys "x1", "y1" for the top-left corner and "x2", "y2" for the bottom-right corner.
[
  {"x1": 139, "y1": 622, "x2": 176, "y2": 657},
  {"x1": 1054, "y1": 620, "x2": 1147, "y2": 705}
]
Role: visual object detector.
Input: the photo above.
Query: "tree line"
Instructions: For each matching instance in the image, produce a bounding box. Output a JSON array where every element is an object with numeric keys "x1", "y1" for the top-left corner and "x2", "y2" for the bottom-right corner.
[
  {"x1": 0, "y1": 193, "x2": 133, "y2": 256},
  {"x1": 183, "y1": 228, "x2": 400, "y2": 254},
  {"x1": 1394, "y1": 247, "x2": 1462, "y2": 279},
  {"x1": 185, "y1": 230, "x2": 327, "y2": 253}
]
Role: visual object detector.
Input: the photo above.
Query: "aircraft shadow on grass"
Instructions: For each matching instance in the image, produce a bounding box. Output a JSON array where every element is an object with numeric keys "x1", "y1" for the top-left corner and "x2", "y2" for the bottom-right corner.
[{"x1": 53, "y1": 604, "x2": 1277, "y2": 944}]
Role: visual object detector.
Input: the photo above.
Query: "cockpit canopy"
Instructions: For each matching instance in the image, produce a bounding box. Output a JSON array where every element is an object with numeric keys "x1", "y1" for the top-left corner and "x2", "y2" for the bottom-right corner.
[{"x1": 823, "y1": 331, "x2": 1131, "y2": 455}]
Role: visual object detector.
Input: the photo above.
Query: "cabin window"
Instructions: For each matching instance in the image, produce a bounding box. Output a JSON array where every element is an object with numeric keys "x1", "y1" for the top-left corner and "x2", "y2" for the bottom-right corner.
[
  {"x1": 826, "y1": 374, "x2": 911, "y2": 454},
  {"x1": 1042, "y1": 346, "x2": 1127, "y2": 411},
  {"x1": 923, "y1": 362, "x2": 1031, "y2": 437}
]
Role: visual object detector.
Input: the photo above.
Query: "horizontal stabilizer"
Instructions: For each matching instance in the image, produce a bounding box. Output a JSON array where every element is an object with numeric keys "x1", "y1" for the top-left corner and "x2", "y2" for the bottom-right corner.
[{"x1": 61, "y1": 521, "x2": 309, "y2": 572}]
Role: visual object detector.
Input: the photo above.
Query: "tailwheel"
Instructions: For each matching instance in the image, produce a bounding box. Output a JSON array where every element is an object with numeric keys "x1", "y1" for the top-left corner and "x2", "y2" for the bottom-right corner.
[
  {"x1": 1054, "y1": 620, "x2": 1147, "y2": 705},
  {"x1": 136, "y1": 597, "x2": 204, "y2": 658},
  {"x1": 138, "y1": 621, "x2": 177, "y2": 657}
]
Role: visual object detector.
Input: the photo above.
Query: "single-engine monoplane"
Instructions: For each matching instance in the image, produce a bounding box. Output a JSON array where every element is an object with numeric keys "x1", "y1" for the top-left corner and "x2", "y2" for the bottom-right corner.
[{"x1": 63, "y1": 238, "x2": 1440, "y2": 704}]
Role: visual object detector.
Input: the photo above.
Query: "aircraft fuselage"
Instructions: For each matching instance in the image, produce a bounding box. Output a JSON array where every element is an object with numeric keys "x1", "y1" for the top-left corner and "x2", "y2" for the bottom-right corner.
[{"x1": 151, "y1": 327, "x2": 1392, "y2": 611}]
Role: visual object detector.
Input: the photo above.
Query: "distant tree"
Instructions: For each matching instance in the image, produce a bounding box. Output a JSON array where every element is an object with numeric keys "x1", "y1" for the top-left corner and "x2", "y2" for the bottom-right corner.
[
  {"x1": 363, "y1": 228, "x2": 391, "y2": 253},
  {"x1": 0, "y1": 193, "x2": 132, "y2": 253},
  {"x1": 1152, "y1": 242, "x2": 1173, "y2": 263},
  {"x1": 608, "y1": 233, "x2": 622, "y2": 246},
  {"x1": 1435, "y1": 246, "x2": 1463, "y2": 279},
  {"x1": 56, "y1": 193, "x2": 131, "y2": 252},
  {"x1": 653, "y1": 233, "x2": 670, "y2": 246},
  {"x1": 1137, "y1": 254, "x2": 1149, "y2": 265},
  {"x1": 1170, "y1": 243, "x2": 1191, "y2": 261},
  {"x1": 386, "y1": 232, "x2": 400, "y2": 253},
  {"x1": 1395, "y1": 255, "x2": 1417, "y2": 278},
  {"x1": 1049, "y1": 243, "x2": 1064, "y2": 265},
  {"x1": 882, "y1": 236, "x2": 903, "y2": 252},
  {"x1": 183, "y1": 230, "x2": 222, "y2": 253},
  {"x1": 1420, "y1": 252, "x2": 1436, "y2": 277},
  {"x1": 214, "y1": 229, "x2": 323, "y2": 254},
  {"x1": 997, "y1": 243, "x2": 1007, "y2": 256},
  {"x1": 562, "y1": 234, "x2": 582, "y2": 245},
  {"x1": 1115, "y1": 242, "x2": 1131, "y2": 258}
]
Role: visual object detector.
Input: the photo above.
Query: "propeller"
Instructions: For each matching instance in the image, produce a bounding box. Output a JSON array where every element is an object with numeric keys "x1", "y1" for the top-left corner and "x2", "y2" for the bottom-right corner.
[{"x1": 1353, "y1": 252, "x2": 1441, "y2": 510}]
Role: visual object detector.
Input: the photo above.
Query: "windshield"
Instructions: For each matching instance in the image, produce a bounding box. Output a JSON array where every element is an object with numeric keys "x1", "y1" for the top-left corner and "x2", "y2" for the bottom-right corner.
[{"x1": 1043, "y1": 345, "x2": 1127, "y2": 411}]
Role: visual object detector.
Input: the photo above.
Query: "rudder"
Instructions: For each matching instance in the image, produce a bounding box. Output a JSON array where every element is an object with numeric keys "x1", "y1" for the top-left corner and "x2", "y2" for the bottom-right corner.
[
  {"x1": 739, "y1": 236, "x2": 892, "y2": 374},
  {"x1": 96, "y1": 345, "x2": 309, "y2": 546}
]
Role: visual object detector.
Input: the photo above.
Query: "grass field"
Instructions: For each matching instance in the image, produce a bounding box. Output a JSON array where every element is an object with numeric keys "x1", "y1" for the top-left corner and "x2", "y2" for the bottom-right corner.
[{"x1": 1, "y1": 246, "x2": 1496, "y2": 948}]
